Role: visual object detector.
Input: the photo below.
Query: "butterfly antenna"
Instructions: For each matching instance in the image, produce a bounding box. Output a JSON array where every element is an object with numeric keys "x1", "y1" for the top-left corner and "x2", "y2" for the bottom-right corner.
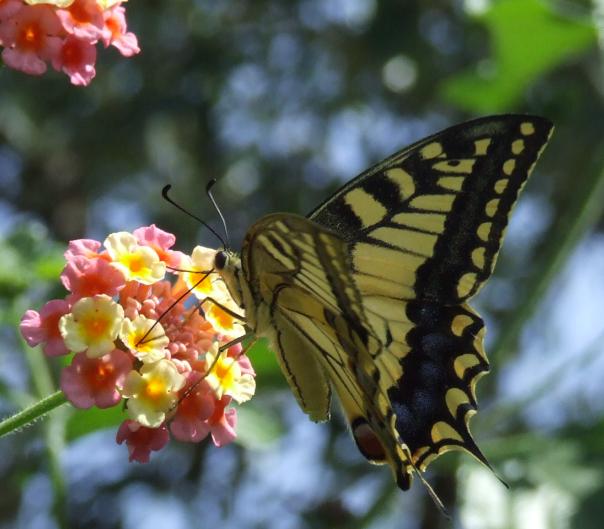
[
  {"x1": 162, "y1": 185, "x2": 226, "y2": 247},
  {"x1": 206, "y1": 179, "x2": 231, "y2": 250}
]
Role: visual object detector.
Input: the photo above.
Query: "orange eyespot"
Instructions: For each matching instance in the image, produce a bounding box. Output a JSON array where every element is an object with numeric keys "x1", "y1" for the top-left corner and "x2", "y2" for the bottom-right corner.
[{"x1": 352, "y1": 419, "x2": 387, "y2": 463}]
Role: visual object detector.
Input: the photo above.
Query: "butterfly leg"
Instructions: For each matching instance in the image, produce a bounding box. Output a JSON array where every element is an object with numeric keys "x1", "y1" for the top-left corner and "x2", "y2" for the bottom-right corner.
[{"x1": 197, "y1": 296, "x2": 246, "y2": 322}]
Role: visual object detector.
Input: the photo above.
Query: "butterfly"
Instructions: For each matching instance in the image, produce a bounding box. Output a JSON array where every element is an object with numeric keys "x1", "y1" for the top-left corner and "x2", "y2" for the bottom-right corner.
[{"x1": 211, "y1": 115, "x2": 553, "y2": 495}]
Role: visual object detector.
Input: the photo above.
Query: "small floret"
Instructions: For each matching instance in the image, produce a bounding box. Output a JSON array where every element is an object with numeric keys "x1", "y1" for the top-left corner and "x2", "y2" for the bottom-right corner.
[
  {"x1": 20, "y1": 299, "x2": 70, "y2": 357},
  {"x1": 59, "y1": 294, "x2": 124, "y2": 357},
  {"x1": 116, "y1": 420, "x2": 170, "y2": 463},
  {"x1": 204, "y1": 344, "x2": 255, "y2": 404},
  {"x1": 61, "y1": 349, "x2": 132, "y2": 408},
  {"x1": 120, "y1": 315, "x2": 169, "y2": 363},
  {"x1": 122, "y1": 359, "x2": 186, "y2": 427},
  {"x1": 104, "y1": 232, "x2": 166, "y2": 285}
]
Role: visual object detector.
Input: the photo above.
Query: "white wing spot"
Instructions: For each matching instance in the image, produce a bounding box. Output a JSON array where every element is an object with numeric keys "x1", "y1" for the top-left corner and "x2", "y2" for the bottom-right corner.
[
  {"x1": 477, "y1": 222, "x2": 492, "y2": 242},
  {"x1": 511, "y1": 139, "x2": 525, "y2": 154},
  {"x1": 344, "y1": 188, "x2": 387, "y2": 226},
  {"x1": 432, "y1": 159, "x2": 476, "y2": 174},
  {"x1": 420, "y1": 142, "x2": 444, "y2": 160},
  {"x1": 494, "y1": 179, "x2": 508, "y2": 194},
  {"x1": 503, "y1": 159, "x2": 516, "y2": 175},
  {"x1": 474, "y1": 138, "x2": 491, "y2": 155},
  {"x1": 385, "y1": 167, "x2": 416, "y2": 200},
  {"x1": 520, "y1": 122, "x2": 535, "y2": 136},
  {"x1": 485, "y1": 198, "x2": 500, "y2": 217}
]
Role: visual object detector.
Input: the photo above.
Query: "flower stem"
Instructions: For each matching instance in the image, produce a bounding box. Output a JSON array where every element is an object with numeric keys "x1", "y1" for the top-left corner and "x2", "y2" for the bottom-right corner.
[{"x1": 0, "y1": 391, "x2": 68, "y2": 438}]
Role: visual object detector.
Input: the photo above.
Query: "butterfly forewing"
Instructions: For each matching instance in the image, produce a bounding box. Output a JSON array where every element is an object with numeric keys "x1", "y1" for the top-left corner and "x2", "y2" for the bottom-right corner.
[{"x1": 310, "y1": 115, "x2": 553, "y2": 302}]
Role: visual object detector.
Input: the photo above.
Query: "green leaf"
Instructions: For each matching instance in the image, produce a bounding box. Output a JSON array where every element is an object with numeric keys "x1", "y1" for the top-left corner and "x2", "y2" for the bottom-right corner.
[
  {"x1": 65, "y1": 404, "x2": 126, "y2": 441},
  {"x1": 0, "y1": 241, "x2": 29, "y2": 296},
  {"x1": 235, "y1": 403, "x2": 284, "y2": 449},
  {"x1": 33, "y1": 252, "x2": 65, "y2": 282},
  {"x1": 246, "y1": 338, "x2": 285, "y2": 388},
  {"x1": 441, "y1": 0, "x2": 597, "y2": 112}
]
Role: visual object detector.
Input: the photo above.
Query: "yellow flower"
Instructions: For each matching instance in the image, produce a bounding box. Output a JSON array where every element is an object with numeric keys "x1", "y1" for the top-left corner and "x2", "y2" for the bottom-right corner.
[
  {"x1": 204, "y1": 282, "x2": 246, "y2": 339},
  {"x1": 182, "y1": 246, "x2": 221, "y2": 299},
  {"x1": 59, "y1": 295, "x2": 124, "y2": 358},
  {"x1": 25, "y1": 0, "x2": 127, "y2": 7},
  {"x1": 122, "y1": 360, "x2": 185, "y2": 428},
  {"x1": 120, "y1": 315, "x2": 169, "y2": 364},
  {"x1": 25, "y1": 0, "x2": 75, "y2": 7},
  {"x1": 104, "y1": 232, "x2": 166, "y2": 285},
  {"x1": 97, "y1": 0, "x2": 125, "y2": 8},
  {"x1": 204, "y1": 344, "x2": 255, "y2": 404}
]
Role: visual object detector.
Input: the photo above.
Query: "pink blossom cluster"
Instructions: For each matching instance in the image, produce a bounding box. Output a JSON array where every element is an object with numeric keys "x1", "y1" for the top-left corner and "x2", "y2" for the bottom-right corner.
[
  {"x1": 0, "y1": 0, "x2": 139, "y2": 86},
  {"x1": 20, "y1": 225, "x2": 255, "y2": 463}
]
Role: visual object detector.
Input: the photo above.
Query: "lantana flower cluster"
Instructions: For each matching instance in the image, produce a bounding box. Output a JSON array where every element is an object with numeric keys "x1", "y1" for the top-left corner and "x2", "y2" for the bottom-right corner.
[
  {"x1": 20, "y1": 225, "x2": 255, "y2": 463},
  {"x1": 0, "y1": 0, "x2": 139, "y2": 86}
]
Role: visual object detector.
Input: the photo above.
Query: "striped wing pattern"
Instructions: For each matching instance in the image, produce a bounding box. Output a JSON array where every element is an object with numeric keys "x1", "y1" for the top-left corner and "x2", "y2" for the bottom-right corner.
[
  {"x1": 241, "y1": 214, "x2": 415, "y2": 486},
  {"x1": 230, "y1": 115, "x2": 553, "y2": 491},
  {"x1": 308, "y1": 116, "x2": 553, "y2": 473}
]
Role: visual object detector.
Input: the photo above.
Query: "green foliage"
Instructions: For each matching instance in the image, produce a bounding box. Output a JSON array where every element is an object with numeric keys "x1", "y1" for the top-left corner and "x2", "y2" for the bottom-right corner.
[
  {"x1": 65, "y1": 404, "x2": 125, "y2": 441},
  {"x1": 0, "y1": 223, "x2": 63, "y2": 300},
  {"x1": 245, "y1": 338, "x2": 285, "y2": 388},
  {"x1": 442, "y1": 0, "x2": 596, "y2": 112}
]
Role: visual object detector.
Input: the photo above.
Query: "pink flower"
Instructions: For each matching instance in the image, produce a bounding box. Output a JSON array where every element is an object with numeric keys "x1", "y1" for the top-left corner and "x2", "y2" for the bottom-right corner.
[
  {"x1": 52, "y1": 34, "x2": 97, "y2": 86},
  {"x1": 170, "y1": 375, "x2": 215, "y2": 442},
  {"x1": 133, "y1": 225, "x2": 185, "y2": 269},
  {"x1": 116, "y1": 420, "x2": 170, "y2": 463},
  {"x1": 55, "y1": 0, "x2": 104, "y2": 42},
  {"x1": 20, "y1": 299, "x2": 70, "y2": 357},
  {"x1": 207, "y1": 397, "x2": 237, "y2": 447},
  {"x1": 118, "y1": 280, "x2": 154, "y2": 320},
  {"x1": 102, "y1": 4, "x2": 139, "y2": 57},
  {"x1": 0, "y1": 0, "x2": 22, "y2": 21},
  {"x1": 0, "y1": 4, "x2": 63, "y2": 76},
  {"x1": 61, "y1": 255, "x2": 125, "y2": 302},
  {"x1": 228, "y1": 343, "x2": 256, "y2": 376},
  {"x1": 61, "y1": 349, "x2": 132, "y2": 408},
  {"x1": 165, "y1": 310, "x2": 215, "y2": 363},
  {"x1": 64, "y1": 238, "x2": 103, "y2": 261}
]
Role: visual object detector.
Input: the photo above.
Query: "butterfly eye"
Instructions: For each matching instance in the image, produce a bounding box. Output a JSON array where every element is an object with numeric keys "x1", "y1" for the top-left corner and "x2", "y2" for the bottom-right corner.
[{"x1": 214, "y1": 251, "x2": 228, "y2": 270}]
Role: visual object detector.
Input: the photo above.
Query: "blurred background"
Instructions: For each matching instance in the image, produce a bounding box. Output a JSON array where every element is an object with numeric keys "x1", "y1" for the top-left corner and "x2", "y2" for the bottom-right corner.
[{"x1": 1, "y1": 0, "x2": 603, "y2": 528}]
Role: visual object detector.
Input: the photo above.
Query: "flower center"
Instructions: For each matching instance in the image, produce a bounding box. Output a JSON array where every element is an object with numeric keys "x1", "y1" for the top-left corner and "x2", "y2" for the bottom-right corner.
[
  {"x1": 85, "y1": 361, "x2": 115, "y2": 389},
  {"x1": 144, "y1": 378, "x2": 167, "y2": 400},
  {"x1": 214, "y1": 357, "x2": 237, "y2": 390},
  {"x1": 17, "y1": 23, "x2": 43, "y2": 51},
  {"x1": 82, "y1": 315, "x2": 109, "y2": 339},
  {"x1": 214, "y1": 306, "x2": 235, "y2": 330},
  {"x1": 123, "y1": 253, "x2": 144, "y2": 273}
]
